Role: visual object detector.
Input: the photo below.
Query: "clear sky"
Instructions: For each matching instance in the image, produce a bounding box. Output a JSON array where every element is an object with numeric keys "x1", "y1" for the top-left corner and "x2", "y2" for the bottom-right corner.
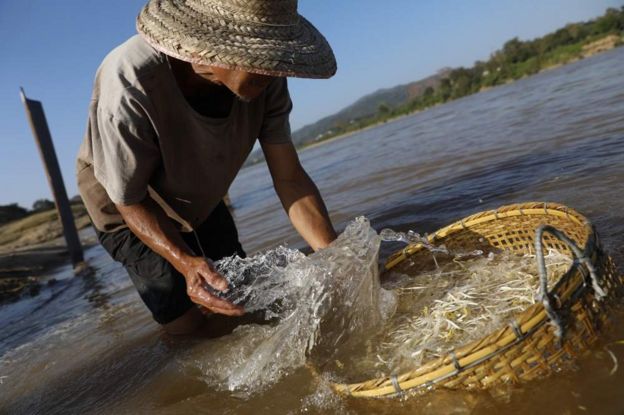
[{"x1": 0, "y1": 0, "x2": 621, "y2": 208}]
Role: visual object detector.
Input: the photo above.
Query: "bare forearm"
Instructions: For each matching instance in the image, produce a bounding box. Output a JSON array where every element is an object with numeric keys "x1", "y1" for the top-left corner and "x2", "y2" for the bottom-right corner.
[
  {"x1": 115, "y1": 197, "x2": 241, "y2": 315},
  {"x1": 261, "y1": 141, "x2": 337, "y2": 251},
  {"x1": 115, "y1": 197, "x2": 195, "y2": 273},
  {"x1": 275, "y1": 172, "x2": 337, "y2": 251}
]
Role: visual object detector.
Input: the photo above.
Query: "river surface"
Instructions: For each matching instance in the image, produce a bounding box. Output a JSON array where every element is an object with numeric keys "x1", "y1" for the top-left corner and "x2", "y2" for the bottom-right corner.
[{"x1": 1, "y1": 47, "x2": 624, "y2": 414}]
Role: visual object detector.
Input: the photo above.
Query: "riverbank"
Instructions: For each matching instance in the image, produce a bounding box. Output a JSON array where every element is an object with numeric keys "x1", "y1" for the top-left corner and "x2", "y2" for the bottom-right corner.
[
  {"x1": 0, "y1": 204, "x2": 95, "y2": 303},
  {"x1": 299, "y1": 34, "x2": 624, "y2": 152}
]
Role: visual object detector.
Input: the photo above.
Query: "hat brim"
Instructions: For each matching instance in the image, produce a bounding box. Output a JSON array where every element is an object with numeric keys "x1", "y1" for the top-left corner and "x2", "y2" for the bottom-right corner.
[{"x1": 137, "y1": 0, "x2": 337, "y2": 79}]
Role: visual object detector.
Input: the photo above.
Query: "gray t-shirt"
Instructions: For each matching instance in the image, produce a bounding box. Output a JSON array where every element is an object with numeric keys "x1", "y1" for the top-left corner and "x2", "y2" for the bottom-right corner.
[{"x1": 77, "y1": 35, "x2": 292, "y2": 232}]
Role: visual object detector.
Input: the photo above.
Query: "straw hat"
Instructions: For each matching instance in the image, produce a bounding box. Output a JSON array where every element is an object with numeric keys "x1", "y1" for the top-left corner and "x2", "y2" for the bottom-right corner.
[{"x1": 137, "y1": 0, "x2": 337, "y2": 79}]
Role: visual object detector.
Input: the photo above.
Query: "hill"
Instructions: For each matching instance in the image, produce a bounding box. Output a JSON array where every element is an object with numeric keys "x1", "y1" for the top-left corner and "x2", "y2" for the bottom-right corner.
[
  {"x1": 243, "y1": 70, "x2": 449, "y2": 165},
  {"x1": 291, "y1": 70, "x2": 450, "y2": 146},
  {"x1": 244, "y1": 7, "x2": 624, "y2": 165}
]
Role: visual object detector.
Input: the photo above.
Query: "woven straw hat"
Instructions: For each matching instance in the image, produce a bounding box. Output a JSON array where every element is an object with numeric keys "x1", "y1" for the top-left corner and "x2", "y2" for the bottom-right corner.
[{"x1": 137, "y1": 0, "x2": 337, "y2": 79}]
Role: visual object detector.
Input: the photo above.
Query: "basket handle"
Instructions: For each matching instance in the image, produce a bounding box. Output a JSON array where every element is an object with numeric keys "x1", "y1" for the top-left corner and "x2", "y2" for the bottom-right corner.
[{"x1": 534, "y1": 224, "x2": 606, "y2": 338}]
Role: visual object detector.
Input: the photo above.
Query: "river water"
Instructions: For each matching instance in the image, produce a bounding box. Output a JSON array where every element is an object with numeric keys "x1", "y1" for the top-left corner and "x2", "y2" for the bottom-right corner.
[{"x1": 1, "y1": 47, "x2": 623, "y2": 414}]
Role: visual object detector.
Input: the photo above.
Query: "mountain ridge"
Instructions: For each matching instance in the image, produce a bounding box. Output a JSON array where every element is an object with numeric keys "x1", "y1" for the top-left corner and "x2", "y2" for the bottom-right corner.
[
  {"x1": 244, "y1": 70, "x2": 450, "y2": 165},
  {"x1": 291, "y1": 70, "x2": 450, "y2": 147}
]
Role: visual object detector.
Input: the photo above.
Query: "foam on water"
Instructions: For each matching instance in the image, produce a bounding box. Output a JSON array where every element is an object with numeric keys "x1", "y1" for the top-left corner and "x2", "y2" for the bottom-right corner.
[{"x1": 216, "y1": 246, "x2": 306, "y2": 319}]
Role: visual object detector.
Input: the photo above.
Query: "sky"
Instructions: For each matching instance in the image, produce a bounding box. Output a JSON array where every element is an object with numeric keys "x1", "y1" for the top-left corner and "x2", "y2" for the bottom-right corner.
[{"x1": 0, "y1": 0, "x2": 622, "y2": 208}]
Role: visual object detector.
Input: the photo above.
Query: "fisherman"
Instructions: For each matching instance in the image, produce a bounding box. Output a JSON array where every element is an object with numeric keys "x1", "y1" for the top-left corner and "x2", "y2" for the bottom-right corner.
[{"x1": 76, "y1": 0, "x2": 337, "y2": 335}]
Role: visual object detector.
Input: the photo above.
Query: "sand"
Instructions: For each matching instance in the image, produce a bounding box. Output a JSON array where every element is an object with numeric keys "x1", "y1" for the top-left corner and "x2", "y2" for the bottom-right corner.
[{"x1": 0, "y1": 204, "x2": 96, "y2": 303}]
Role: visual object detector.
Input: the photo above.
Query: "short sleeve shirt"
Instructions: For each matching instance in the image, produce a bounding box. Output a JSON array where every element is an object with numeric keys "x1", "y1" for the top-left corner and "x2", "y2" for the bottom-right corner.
[{"x1": 76, "y1": 35, "x2": 292, "y2": 232}]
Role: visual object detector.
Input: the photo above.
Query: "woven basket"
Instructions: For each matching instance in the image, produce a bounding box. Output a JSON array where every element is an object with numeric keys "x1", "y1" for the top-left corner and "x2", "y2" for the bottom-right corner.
[{"x1": 333, "y1": 202, "x2": 624, "y2": 398}]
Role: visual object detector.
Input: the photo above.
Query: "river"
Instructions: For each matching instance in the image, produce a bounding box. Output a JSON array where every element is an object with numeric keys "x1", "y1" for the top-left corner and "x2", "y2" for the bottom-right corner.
[{"x1": 1, "y1": 47, "x2": 623, "y2": 414}]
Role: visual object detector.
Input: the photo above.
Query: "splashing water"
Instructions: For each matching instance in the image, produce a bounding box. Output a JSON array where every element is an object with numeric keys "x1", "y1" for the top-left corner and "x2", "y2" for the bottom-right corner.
[
  {"x1": 380, "y1": 228, "x2": 449, "y2": 255},
  {"x1": 193, "y1": 217, "x2": 396, "y2": 393},
  {"x1": 215, "y1": 246, "x2": 305, "y2": 319},
  {"x1": 379, "y1": 228, "x2": 485, "y2": 263}
]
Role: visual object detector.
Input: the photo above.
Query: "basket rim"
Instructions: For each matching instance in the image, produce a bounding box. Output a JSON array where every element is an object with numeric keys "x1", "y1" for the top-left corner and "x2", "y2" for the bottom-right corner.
[
  {"x1": 385, "y1": 201, "x2": 591, "y2": 270},
  {"x1": 333, "y1": 201, "x2": 595, "y2": 398}
]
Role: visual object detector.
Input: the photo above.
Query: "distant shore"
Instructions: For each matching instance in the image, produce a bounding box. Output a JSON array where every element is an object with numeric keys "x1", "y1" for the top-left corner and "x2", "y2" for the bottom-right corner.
[{"x1": 299, "y1": 34, "x2": 623, "y2": 153}]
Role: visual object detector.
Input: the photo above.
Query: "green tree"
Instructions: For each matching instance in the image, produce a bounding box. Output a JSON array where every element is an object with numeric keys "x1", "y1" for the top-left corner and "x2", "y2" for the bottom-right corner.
[
  {"x1": 437, "y1": 78, "x2": 452, "y2": 102},
  {"x1": 594, "y1": 8, "x2": 624, "y2": 33},
  {"x1": 0, "y1": 203, "x2": 29, "y2": 225},
  {"x1": 32, "y1": 199, "x2": 55, "y2": 212},
  {"x1": 502, "y1": 37, "x2": 533, "y2": 64},
  {"x1": 378, "y1": 103, "x2": 390, "y2": 115},
  {"x1": 449, "y1": 67, "x2": 476, "y2": 98}
]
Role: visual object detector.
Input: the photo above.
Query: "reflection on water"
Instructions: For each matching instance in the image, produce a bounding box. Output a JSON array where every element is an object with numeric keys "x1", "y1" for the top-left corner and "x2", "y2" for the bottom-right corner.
[{"x1": 1, "y1": 47, "x2": 624, "y2": 414}]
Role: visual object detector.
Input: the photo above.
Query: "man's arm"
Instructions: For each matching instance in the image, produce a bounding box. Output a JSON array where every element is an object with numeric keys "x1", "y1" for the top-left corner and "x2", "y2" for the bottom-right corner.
[
  {"x1": 262, "y1": 141, "x2": 337, "y2": 251},
  {"x1": 115, "y1": 197, "x2": 244, "y2": 316}
]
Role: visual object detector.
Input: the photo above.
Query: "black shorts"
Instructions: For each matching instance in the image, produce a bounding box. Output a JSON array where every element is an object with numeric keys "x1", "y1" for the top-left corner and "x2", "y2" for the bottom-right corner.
[{"x1": 97, "y1": 201, "x2": 246, "y2": 324}]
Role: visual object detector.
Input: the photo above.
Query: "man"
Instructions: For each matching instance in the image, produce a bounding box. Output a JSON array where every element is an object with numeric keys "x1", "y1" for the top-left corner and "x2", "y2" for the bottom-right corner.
[{"x1": 76, "y1": 0, "x2": 338, "y2": 335}]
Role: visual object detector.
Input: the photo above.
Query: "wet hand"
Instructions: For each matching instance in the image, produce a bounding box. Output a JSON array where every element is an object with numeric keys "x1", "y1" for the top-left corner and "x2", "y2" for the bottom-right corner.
[{"x1": 179, "y1": 256, "x2": 245, "y2": 316}]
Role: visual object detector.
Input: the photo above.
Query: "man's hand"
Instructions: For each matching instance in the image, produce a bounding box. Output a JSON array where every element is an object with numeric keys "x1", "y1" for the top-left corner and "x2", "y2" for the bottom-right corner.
[
  {"x1": 177, "y1": 255, "x2": 245, "y2": 316},
  {"x1": 116, "y1": 197, "x2": 244, "y2": 317}
]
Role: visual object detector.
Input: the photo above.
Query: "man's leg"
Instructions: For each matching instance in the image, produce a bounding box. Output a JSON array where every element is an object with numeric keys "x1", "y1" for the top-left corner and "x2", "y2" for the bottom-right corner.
[
  {"x1": 162, "y1": 307, "x2": 205, "y2": 335},
  {"x1": 96, "y1": 200, "x2": 246, "y2": 335},
  {"x1": 97, "y1": 227, "x2": 197, "y2": 332}
]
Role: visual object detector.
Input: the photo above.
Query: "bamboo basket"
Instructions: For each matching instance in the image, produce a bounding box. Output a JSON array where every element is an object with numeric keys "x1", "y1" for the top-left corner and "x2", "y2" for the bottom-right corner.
[{"x1": 333, "y1": 202, "x2": 624, "y2": 398}]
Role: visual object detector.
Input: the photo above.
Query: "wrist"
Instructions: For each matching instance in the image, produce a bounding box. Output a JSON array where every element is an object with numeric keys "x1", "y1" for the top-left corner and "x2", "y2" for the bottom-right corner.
[{"x1": 172, "y1": 252, "x2": 201, "y2": 275}]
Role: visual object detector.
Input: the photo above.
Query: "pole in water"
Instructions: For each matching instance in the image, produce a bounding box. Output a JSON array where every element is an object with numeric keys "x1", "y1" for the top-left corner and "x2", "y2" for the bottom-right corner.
[{"x1": 19, "y1": 87, "x2": 85, "y2": 270}]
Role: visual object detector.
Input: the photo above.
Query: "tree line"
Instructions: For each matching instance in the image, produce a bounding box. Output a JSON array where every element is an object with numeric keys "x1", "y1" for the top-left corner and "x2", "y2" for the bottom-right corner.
[
  {"x1": 320, "y1": 7, "x2": 624, "y2": 141},
  {"x1": 0, "y1": 198, "x2": 82, "y2": 226}
]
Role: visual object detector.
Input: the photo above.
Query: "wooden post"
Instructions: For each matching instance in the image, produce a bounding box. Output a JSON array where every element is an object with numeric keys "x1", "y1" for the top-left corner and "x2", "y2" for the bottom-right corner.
[{"x1": 20, "y1": 88, "x2": 84, "y2": 268}]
